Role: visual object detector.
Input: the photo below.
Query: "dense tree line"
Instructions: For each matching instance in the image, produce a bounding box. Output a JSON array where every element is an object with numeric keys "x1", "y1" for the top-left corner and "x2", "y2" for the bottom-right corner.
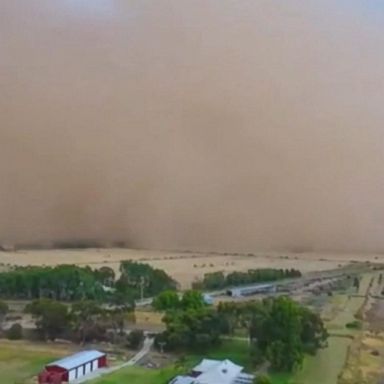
[
  {"x1": 155, "y1": 307, "x2": 226, "y2": 352},
  {"x1": 0, "y1": 265, "x2": 105, "y2": 301},
  {"x1": 25, "y1": 298, "x2": 134, "y2": 343},
  {"x1": 193, "y1": 268, "x2": 302, "y2": 291},
  {"x1": 155, "y1": 294, "x2": 327, "y2": 372},
  {"x1": 0, "y1": 261, "x2": 177, "y2": 303},
  {"x1": 218, "y1": 297, "x2": 328, "y2": 371},
  {"x1": 118, "y1": 261, "x2": 178, "y2": 299},
  {"x1": 154, "y1": 290, "x2": 225, "y2": 351}
]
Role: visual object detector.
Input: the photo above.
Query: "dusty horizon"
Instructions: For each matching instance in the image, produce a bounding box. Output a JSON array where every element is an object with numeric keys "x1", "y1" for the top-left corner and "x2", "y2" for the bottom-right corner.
[{"x1": 1, "y1": 1, "x2": 384, "y2": 253}]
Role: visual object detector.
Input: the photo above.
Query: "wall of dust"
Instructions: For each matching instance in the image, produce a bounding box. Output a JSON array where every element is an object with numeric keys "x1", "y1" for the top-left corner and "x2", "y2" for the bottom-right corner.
[{"x1": 1, "y1": 1, "x2": 384, "y2": 252}]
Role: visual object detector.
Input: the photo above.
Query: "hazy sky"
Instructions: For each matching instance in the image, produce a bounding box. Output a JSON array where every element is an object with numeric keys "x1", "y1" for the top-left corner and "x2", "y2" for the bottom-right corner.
[{"x1": 1, "y1": 1, "x2": 384, "y2": 252}]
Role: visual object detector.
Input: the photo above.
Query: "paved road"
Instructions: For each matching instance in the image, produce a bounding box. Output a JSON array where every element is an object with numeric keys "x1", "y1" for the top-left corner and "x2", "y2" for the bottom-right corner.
[{"x1": 73, "y1": 337, "x2": 154, "y2": 383}]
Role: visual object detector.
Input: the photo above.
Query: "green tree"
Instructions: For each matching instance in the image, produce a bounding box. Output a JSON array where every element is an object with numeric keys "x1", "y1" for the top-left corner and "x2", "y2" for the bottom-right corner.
[
  {"x1": 106, "y1": 308, "x2": 127, "y2": 337},
  {"x1": 94, "y1": 266, "x2": 115, "y2": 287},
  {"x1": 0, "y1": 300, "x2": 9, "y2": 329},
  {"x1": 300, "y1": 307, "x2": 328, "y2": 354},
  {"x1": 152, "y1": 291, "x2": 180, "y2": 311},
  {"x1": 202, "y1": 271, "x2": 226, "y2": 290},
  {"x1": 248, "y1": 296, "x2": 326, "y2": 372},
  {"x1": 265, "y1": 297, "x2": 303, "y2": 371},
  {"x1": 6, "y1": 323, "x2": 23, "y2": 340},
  {"x1": 181, "y1": 290, "x2": 205, "y2": 310},
  {"x1": 118, "y1": 261, "x2": 177, "y2": 299},
  {"x1": 160, "y1": 307, "x2": 222, "y2": 351},
  {"x1": 25, "y1": 299, "x2": 70, "y2": 340},
  {"x1": 197, "y1": 268, "x2": 301, "y2": 290},
  {"x1": 0, "y1": 265, "x2": 105, "y2": 301},
  {"x1": 353, "y1": 276, "x2": 360, "y2": 291},
  {"x1": 71, "y1": 300, "x2": 103, "y2": 344}
]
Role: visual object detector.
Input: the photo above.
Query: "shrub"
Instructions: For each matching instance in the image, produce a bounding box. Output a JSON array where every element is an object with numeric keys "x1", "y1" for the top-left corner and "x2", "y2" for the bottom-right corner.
[
  {"x1": 345, "y1": 320, "x2": 362, "y2": 330},
  {"x1": 7, "y1": 323, "x2": 23, "y2": 340},
  {"x1": 254, "y1": 374, "x2": 272, "y2": 384},
  {"x1": 127, "y1": 329, "x2": 144, "y2": 350}
]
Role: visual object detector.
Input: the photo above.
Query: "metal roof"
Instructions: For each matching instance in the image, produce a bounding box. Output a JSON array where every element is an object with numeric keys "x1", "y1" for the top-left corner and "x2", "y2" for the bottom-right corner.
[
  {"x1": 169, "y1": 376, "x2": 195, "y2": 384},
  {"x1": 227, "y1": 283, "x2": 276, "y2": 297},
  {"x1": 194, "y1": 359, "x2": 243, "y2": 384},
  {"x1": 47, "y1": 350, "x2": 105, "y2": 371},
  {"x1": 193, "y1": 359, "x2": 222, "y2": 373}
]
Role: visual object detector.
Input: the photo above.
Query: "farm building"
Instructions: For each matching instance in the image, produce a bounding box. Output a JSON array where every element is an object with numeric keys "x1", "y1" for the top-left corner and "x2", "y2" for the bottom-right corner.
[
  {"x1": 226, "y1": 283, "x2": 276, "y2": 297},
  {"x1": 38, "y1": 350, "x2": 107, "y2": 383},
  {"x1": 169, "y1": 359, "x2": 254, "y2": 384}
]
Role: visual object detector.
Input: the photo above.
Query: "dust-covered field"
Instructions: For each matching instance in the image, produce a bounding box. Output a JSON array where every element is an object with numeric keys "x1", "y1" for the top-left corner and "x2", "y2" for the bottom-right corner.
[{"x1": 0, "y1": 249, "x2": 383, "y2": 288}]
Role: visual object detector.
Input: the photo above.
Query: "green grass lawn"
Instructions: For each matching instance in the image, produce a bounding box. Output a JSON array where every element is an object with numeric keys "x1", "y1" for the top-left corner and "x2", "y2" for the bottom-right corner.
[
  {"x1": 91, "y1": 366, "x2": 179, "y2": 384},
  {"x1": 0, "y1": 342, "x2": 62, "y2": 384},
  {"x1": 92, "y1": 339, "x2": 252, "y2": 384},
  {"x1": 293, "y1": 337, "x2": 350, "y2": 384},
  {"x1": 188, "y1": 339, "x2": 251, "y2": 368},
  {"x1": 269, "y1": 372, "x2": 294, "y2": 384}
]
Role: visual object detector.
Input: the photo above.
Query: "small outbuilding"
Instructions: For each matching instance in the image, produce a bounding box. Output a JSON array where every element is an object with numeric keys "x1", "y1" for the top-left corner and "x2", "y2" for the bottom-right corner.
[
  {"x1": 226, "y1": 283, "x2": 276, "y2": 297},
  {"x1": 38, "y1": 350, "x2": 107, "y2": 383}
]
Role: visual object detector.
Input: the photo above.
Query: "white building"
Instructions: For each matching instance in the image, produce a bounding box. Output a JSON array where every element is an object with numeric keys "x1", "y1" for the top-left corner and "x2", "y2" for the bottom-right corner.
[
  {"x1": 170, "y1": 359, "x2": 254, "y2": 384},
  {"x1": 39, "y1": 350, "x2": 107, "y2": 383}
]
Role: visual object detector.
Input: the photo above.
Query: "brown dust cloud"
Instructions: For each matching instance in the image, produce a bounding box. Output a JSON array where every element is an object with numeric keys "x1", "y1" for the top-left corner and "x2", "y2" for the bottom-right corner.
[{"x1": 1, "y1": 1, "x2": 384, "y2": 252}]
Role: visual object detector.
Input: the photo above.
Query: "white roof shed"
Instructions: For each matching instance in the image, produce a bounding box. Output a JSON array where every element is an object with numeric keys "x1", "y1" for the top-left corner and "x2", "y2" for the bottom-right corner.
[{"x1": 47, "y1": 350, "x2": 105, "y2": 370}]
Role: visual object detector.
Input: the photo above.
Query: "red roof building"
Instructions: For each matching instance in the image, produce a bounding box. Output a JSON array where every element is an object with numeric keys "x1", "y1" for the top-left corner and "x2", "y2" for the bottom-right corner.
[{"x1": 38, "y1": 350, "x2": 107, "y2": 383}]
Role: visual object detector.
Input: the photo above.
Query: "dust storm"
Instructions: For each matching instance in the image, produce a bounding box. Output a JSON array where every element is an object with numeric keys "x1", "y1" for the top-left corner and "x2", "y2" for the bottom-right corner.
[{"x1": 1, "y1": 1, "x2": 384, "y2": 252}]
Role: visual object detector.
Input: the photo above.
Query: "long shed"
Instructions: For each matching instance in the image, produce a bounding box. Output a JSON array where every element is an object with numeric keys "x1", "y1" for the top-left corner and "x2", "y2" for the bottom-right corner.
[
  {"x1": 39, "y1": 350, "x2": 107, "y2": 383},
  {"x1": 226, "y1": 283, "x2": 276, "y2": 297}
]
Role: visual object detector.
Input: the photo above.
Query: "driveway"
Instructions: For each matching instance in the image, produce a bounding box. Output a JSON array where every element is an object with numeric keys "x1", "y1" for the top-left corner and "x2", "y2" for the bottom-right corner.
[{"x1": 73, "y1": 337, "x2": 154, "y2": 383}]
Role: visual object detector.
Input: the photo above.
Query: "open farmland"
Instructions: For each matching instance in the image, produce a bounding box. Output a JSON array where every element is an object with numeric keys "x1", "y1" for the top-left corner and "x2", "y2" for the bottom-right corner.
[
  {"x1": 293, "y1": 272, "x2": 377, "y2": 384},
  {"x1": 0, "y1": 249, "x2": 382, "y2": 289},
  {"x1": 0, "y1": 340, "x2": 75, "y2": 384}
]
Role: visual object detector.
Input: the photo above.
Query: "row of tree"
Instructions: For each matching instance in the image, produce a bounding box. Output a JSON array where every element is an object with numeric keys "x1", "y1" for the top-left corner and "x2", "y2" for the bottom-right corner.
[
  {"x1": 0, "y1": 265, "x2": 106, "y2": 301},
  {"x1": 24, "y1": 298, "x2": 133, "y2": 344},
  {"x1": 192, "y1": 268, "x2": 302, "y2": 290},
  {"x1": 0, "y1": 261, "x2": 177, "y2": 303},
  {"x1": 154, "y1": 294, "x2": 327, "y2": 372},
  {"x1": 0, "y1": 297, "x2": 146, "y2": 348}
]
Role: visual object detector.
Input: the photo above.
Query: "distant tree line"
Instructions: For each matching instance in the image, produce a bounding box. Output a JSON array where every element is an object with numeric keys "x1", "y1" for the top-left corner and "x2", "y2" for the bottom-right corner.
[
  {"x1": 192, "y1": 268, "x2": 302, "y2": 291},
  {"x1": 4, "y1": 240, "x2": 130, "y2": 251},
  {"x1": 0, "y1": 261, "x2": 177, "y2": 303}
]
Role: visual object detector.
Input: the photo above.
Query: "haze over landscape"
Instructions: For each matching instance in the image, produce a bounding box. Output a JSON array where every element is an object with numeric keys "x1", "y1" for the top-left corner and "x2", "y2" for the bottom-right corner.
[{"x1": 1, "y1": 0, "x2": 384, "y2": 252}]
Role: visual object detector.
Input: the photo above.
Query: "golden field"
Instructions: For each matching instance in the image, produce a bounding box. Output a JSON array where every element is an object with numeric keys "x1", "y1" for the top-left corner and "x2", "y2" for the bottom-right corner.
[{"x1": 0, "y1": 249, "x2": 383, "y2": 288}]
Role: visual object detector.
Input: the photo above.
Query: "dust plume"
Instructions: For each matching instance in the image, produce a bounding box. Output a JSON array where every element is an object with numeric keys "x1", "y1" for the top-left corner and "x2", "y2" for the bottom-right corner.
[{"x1": 1, "y1": 0, "x2": 384, "y2": 252}]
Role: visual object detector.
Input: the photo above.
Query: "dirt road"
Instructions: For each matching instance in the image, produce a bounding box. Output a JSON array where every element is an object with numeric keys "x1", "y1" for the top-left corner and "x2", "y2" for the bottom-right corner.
[{"x1": 73, "y1": 337, "x2": 154, "y2": 383}]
